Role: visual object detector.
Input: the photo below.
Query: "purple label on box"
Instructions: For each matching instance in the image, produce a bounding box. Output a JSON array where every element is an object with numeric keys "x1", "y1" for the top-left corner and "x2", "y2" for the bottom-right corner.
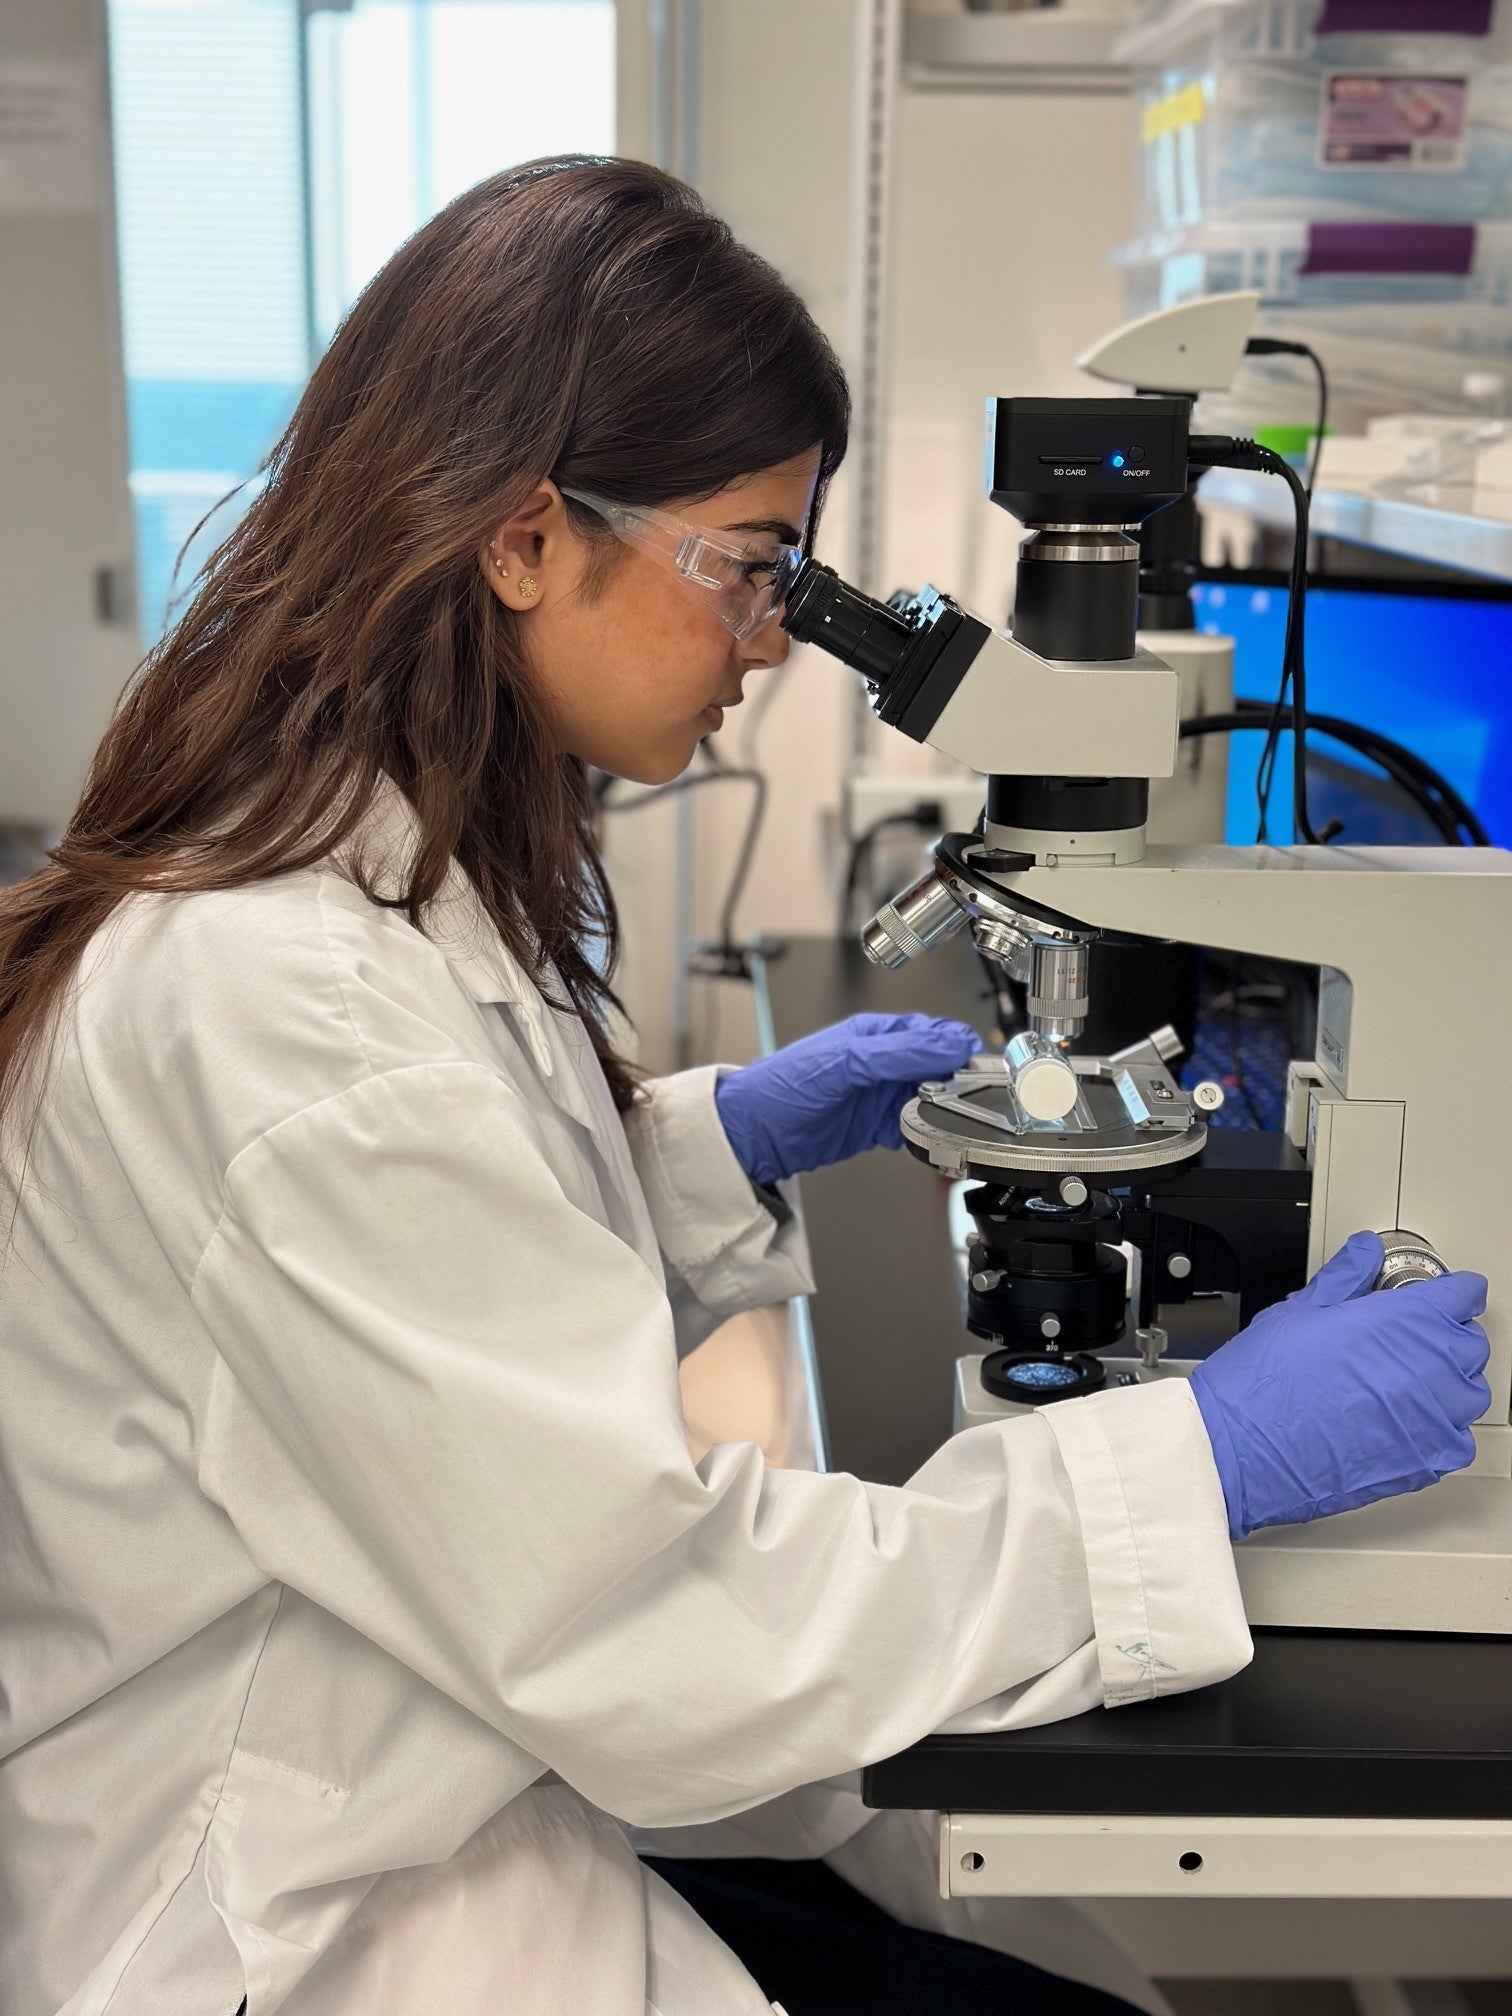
[
  {"x1": 1301, "y1": 221, "x2": 1477, "y2": 276},
  {"x1": 1317, "y1": 0, "x2": 1491, "y2": 32},
  {"x1": 1320, "y1": 71, "x2": 1470, "y2": 170}
]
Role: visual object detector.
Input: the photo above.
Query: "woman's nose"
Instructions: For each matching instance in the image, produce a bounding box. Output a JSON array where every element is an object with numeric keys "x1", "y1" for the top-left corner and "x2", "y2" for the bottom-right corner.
[{"x1": 739, "y1": 615, "x2": 791, "y2": 672}]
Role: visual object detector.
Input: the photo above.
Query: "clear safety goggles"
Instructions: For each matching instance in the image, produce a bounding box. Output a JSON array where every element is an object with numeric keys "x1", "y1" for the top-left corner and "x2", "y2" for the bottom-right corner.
[{"x1": 560, "y1": 486, "x2": 804, "y2": 642}]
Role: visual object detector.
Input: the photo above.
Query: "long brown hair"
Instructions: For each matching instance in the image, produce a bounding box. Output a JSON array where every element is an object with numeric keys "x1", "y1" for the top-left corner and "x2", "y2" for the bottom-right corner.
[{"x1": 0, "y1": 156, "x2": 848, "y2": 1130}]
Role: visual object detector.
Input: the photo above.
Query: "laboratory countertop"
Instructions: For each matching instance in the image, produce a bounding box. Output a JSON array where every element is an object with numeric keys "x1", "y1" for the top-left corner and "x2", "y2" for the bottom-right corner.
[{"x1": 754, "y1": 934, "x2": 1512, "y2": 1822}]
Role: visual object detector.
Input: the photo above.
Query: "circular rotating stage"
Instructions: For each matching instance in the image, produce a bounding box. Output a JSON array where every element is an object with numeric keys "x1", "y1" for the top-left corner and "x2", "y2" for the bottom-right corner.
[{"x1": 901, "y1": 1073, "x2": 1207, "y2": 1181}]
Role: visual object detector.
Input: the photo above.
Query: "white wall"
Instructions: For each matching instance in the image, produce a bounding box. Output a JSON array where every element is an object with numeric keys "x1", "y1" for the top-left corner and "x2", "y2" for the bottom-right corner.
[
  {"x1": 599, "y1": 0, "x2": 854, "y2": 1072},
  {"x1": 0, "y1": 0, "x2": 136, "y2": 829},
  {"x1": 605, "y1": 3, "x2": 1136, "y2": 1071},
  {"x1": 0, "y1": 0, "x2": 1135, "y2": 1029}
]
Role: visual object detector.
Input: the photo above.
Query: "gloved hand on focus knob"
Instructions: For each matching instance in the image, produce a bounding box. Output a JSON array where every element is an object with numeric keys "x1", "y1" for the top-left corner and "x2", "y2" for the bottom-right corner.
[
  {"x1": 715, "y1": 1012, "x2": 979, "y2": 1189},
  {"x1": 1190, "y1": 1229, "x2": 1490, "y2": 1542}
]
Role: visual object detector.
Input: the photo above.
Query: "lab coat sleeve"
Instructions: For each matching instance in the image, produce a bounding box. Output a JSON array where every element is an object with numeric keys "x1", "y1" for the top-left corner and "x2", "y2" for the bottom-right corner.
[
  {"x1": 192, "y1": 1061, "x2": 1251, "y2": 1832},
  {"x1": 940, "y1": 1377, "x2": 1252, "y2": 1729},
  {"x1": 622, "y1": 1065, "x2": 815, "y2": 1357}
]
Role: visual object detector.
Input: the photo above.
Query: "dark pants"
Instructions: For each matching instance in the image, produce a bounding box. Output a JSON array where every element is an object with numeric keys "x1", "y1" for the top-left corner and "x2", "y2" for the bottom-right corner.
[
  {"x1": 236, "y1": 1859, "x2": 1143, "y2": 2015},
  {"x1": 643, "y1": 1855, "x2": 1143, "y2": 2015}
]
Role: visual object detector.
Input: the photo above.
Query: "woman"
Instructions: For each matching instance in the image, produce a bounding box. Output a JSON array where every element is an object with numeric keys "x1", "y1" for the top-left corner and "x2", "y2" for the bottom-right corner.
[{"x1": 0, "y1": 158, "x2": 1489, "y2": 2016}]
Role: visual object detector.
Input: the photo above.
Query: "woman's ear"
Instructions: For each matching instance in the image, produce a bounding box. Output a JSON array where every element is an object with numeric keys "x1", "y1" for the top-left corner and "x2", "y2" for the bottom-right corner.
[{"x1": 480, "y1": 480, "x2": 565, "y2": 610}]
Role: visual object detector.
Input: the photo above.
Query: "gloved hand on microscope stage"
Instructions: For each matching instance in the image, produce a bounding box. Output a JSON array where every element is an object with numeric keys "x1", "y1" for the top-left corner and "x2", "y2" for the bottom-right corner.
[
  {"x1": 1190, "y1": 1229, "x2": 1491, "y2": 1542},
  {"x1": 715, "y1": 1012, "x2": 979, "y2": 1188}
]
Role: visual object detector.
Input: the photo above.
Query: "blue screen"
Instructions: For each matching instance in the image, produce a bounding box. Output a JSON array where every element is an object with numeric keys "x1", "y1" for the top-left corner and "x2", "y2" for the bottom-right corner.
[{"x1": 1190, "y1": 579, "x2": 1512, "y2": 847}]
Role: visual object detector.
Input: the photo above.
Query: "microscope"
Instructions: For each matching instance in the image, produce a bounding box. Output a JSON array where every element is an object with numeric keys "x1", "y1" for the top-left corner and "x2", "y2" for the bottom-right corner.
[{"x1": 783, "y1": 394, "x2": 1512, "y2": 1636}]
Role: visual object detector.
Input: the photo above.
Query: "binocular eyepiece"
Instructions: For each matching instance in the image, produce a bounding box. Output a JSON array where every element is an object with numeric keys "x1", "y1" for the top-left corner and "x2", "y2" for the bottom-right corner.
[
  {"x1": 781, "y1": 560, "x2": 917, "y2": 682},
  {"x1": 781, "y1": 560, "x2": 985, "y2": 742}
]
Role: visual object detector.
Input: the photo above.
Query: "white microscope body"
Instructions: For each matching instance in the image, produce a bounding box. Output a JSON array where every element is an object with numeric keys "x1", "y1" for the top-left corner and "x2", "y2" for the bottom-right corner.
[
  {"x1": 782, "y1": 386, "x2": 1512, "y2": 1637},
  {"x1": 971, "y1": 835, "x2": 1512, "y2": 1635}
]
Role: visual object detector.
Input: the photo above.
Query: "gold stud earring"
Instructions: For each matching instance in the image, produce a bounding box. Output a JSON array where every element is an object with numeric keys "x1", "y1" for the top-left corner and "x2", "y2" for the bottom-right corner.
[
  {"x1": 519, "y1": 575, "x2": 538, "y2": 599},
  {"x1": 489, "y1": 551, "x2": 508, "y2": 578}
]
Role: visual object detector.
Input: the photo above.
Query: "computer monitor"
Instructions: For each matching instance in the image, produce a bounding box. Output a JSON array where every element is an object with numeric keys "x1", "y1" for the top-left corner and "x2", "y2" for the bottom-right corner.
[{"x1": 1190, "y1": 570, "x2": 1512, "y2": 847}]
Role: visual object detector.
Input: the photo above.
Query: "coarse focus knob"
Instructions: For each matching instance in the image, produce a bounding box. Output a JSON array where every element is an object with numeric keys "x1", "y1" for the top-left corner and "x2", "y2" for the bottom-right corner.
[{"x1": 1374, "y1": 1229, "x2": 1449, "y2": 1291}]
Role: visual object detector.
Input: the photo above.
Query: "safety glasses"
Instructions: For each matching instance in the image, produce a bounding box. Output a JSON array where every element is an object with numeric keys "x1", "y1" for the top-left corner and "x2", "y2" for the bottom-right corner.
[{"x1": 559, "y1": 487, "x2": 804, "y2": 642}]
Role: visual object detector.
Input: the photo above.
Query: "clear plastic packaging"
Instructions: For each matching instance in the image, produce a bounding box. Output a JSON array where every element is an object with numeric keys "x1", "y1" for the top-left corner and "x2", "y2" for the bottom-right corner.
[
  {"x1": 1118, "y1": 217, "x2": 1512, "y2": 311},
  {"x1": 1121, "y1": 1, "x2": 1512, "y2": 231},
  {"x1": 1194, "y1": 310, "x2": 1512, "y2": 436},
  {"x1": 1121, "y1": 219, "x2": 1512, "y2": 427}
]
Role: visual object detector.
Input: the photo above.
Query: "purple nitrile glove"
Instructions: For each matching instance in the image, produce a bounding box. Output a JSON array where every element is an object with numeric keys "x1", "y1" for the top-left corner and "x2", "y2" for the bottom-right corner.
[
  {"x1": 714, "y1": 1012, "x2": 980, "y2": 1189},
  {"x1": 1190, "y1": 1229, "x2": 1491, "y2": 1543}
]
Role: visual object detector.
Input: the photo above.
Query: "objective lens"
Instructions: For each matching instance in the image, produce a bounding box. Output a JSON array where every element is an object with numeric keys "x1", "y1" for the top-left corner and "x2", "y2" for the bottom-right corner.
[
  {"x1": 860, "y1": 867, "x2": 970, "y2": 970},
  {"x1": 1027, "y1": 941, "x2": 1090, "y2": 1042},
  {"x1": 782, "y1": 559, "x2": 916, "y2": 682}
]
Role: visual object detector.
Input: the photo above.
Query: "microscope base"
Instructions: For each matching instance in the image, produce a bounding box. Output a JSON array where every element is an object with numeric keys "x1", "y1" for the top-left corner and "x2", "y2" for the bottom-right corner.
[{"x1": 955, "y1": 1356, "x2": 1512, "y2": 1636}]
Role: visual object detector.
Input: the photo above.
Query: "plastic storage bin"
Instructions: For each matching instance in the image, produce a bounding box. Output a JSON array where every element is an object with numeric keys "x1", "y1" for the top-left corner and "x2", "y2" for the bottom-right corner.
[
  {"x1": 1119, "y1": 217, "x2": 1512, "y2": 430},
  {"x1": 1118, "y1": 216, "x2": 1512, "y2": 310},
  {"x1": 1120, "y1": 0, "x2": 1512, "y2": 231},
  {"x1": 1195, "y1": 314, "x2": 1512, "y2": 435}
]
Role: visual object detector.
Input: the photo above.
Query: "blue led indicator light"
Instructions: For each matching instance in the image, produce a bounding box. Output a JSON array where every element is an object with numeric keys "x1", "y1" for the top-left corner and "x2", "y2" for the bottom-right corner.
[{"x1": 1111, "y1": 453, "x2": 1126, "y2": 469}]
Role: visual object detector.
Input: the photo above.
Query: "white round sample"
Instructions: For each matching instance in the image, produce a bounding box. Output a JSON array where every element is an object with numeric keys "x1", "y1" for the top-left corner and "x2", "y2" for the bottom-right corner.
[{"x1": 1013, "y1": 1053, "x2": 1080, "y2": 1122}]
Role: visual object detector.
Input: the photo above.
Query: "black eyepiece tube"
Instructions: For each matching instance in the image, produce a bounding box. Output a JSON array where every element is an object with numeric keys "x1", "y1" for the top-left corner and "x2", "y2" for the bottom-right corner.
[{"x1": 781, "y1": 559, "x2": 916, "y2": 683}]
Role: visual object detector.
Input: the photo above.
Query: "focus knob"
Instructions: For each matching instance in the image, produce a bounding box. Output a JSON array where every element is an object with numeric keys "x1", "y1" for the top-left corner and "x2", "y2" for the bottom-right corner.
[{"x1": 1374, "y1": 1229, "x2": 1449, "y2": 1292}]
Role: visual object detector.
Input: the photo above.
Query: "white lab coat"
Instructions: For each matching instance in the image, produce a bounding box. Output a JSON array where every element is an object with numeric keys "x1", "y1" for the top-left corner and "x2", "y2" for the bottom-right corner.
[{"x1": 0, "y1": 780, "x2": 1252, "y2": 2016}]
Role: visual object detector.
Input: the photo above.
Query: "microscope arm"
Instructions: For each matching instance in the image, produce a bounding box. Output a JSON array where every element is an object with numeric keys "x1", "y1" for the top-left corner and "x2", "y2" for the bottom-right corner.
[
  {"x1": 995, "y1": 843, "x2": 1505, "y2": 1103},
  {"x1": 994, "y1": 842, "x2": 1512, "y2": 1439},
  {"x1": 918, "y1": 625, "x2": 1179, "y2": 782}
]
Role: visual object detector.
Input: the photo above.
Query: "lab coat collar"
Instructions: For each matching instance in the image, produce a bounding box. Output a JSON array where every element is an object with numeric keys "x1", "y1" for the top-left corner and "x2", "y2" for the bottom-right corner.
[
  {"x1": 339, "y1": 777, "x2": 531, "y2": 1008},
  {"x1": 334, "y1": 781, "x2": 610, "y2": 1139}
]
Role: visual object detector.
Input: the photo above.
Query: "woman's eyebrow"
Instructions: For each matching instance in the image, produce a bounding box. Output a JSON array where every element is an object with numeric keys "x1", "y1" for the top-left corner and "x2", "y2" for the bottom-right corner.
[{"x1": 720, "y1": 515, "x2": 802, "y2": 544}]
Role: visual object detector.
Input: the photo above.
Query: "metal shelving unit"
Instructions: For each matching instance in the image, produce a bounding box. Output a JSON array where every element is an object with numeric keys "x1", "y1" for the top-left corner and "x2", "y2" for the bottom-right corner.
[
  {"x1": 1201, "y1": 469, "x2": 1512, "y2": 585},
  {"x1": 842, "y1": 0, "x2": 1136, "y2": 767},
  {"x1": 891, "y1": 11, "x2": 1512, "y2": 585},
  {"x1": 904, "y1": 5, "x2": 1133, "y2": 94}
]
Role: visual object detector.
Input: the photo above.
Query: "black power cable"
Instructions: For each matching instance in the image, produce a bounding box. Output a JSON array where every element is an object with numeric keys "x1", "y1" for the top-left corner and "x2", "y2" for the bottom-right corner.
[
  {"x1": 840, "y1": 801, "x2": 944, "y2": 936},
  {"x1": 1182, "y1": 705, "x2": 1488, "y2": 848},
  {"x1": 698, "y1": 741, "x2": 772, "y2": 958},
  {"x1": 1189, "y1": 434, "x2": 1332, "y2": 846},
  {"x1": 1246, "y1": 336, "x2": 1330, "y2": 501},
  {"x1": 596, "y1": 759, "x2": 769, "y2": 974}
]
